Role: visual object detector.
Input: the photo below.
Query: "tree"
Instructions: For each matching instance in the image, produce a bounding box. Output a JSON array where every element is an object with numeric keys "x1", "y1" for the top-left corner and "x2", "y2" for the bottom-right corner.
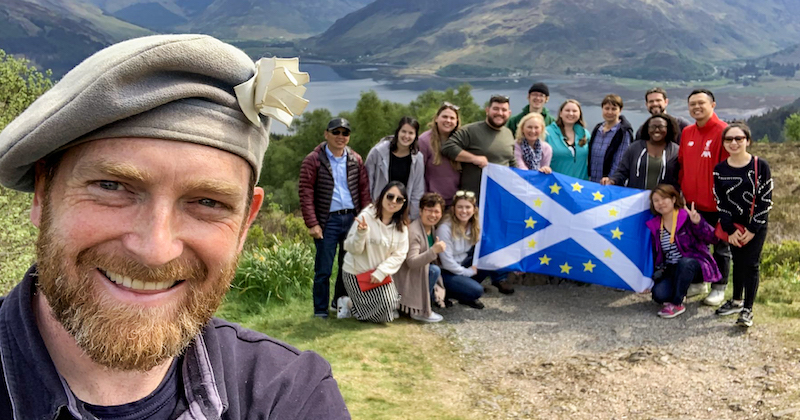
[
  {"x1": 0, "y1": 49, "x2": 54, "y2": 131},
  {"x1": 784, "y1": 113, "x2": 800, "y2": 143}
]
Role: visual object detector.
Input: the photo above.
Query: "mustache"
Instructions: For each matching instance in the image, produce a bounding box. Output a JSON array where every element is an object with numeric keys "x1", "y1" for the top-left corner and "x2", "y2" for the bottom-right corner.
[{"x1": 76, "y1": 248, "x2": 207, "y2": 284}]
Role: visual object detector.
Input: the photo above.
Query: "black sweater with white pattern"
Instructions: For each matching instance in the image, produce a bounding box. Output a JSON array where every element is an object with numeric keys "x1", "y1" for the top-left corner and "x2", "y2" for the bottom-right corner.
[{"x1": 713, "y1": 156, "x2": 773, "y2": 234}]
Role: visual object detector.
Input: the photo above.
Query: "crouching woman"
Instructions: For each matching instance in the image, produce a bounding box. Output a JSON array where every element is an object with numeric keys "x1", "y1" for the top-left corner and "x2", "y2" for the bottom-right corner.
[
  {"x1": 340, "y1": 181, "x2": 410, "y2": 322},
  {"x1": 645, "y1": 184, "x2": 721, "y2": 318},
  {"x1": 395, "y1": 193, "x2": 448, "y2": 323}
]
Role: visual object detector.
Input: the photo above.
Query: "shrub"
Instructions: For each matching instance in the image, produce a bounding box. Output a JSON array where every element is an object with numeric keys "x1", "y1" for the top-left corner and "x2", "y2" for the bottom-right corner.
[
  {"x1": 232, "y1": 240, "x2": 314, "y2": 304},
  {"x1": 756, "y1": 241, "x2": 800, "y2": 316},
  {"x1": 0, "y1": 186, "x2": 37, "y2": 294}
]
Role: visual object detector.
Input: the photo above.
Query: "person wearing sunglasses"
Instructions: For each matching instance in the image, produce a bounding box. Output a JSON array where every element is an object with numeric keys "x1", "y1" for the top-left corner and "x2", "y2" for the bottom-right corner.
[
  {"x1": 441, "y1": 95, "x2": 516, "y2": 198},
  {"x1": 507, "y1": 82, "x2": 556, "y2": 137},
  {"x1": 339, "y1": 181, "x2": 410, "y2": 323},
  {"x1": 607, "y1": 114, "x2": 680, "y2": 190},
  {"x1": 712, "y1": 122, "x2": 773, "y2": 327},
  {"x1": 437, "y1": 190, "x2": 514, "y2": 307},
  {"x1": 300, "y1": 117, "x2": 372, "y2": 319},
  {"x1": 419, "y1": 103, "x2": 462, "y2": 206},
  {"x1": 366, "y1": 116, "x2": 425, "y2": 219}
]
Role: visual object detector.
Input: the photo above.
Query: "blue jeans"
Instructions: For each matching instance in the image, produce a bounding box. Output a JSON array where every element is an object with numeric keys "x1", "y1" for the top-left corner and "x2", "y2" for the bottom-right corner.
[
  {"x1": 652, "y1": 257, "x2": 702, "y2": 305},
  {"x1": 441, "y1": 270, "x2": 484, "y2": 303},
  {"x1": 313, "y1": 212, "x2": 354, "y2": 315},
  {"x1": 428, "y1": 264, "x2": 441, "y2": 303}
]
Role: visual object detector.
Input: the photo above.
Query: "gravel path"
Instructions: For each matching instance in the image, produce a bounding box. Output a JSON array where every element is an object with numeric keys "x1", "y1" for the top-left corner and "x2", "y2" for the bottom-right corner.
[{"x1": 430, "y1": 280, "x2": 800, "y2": 419}]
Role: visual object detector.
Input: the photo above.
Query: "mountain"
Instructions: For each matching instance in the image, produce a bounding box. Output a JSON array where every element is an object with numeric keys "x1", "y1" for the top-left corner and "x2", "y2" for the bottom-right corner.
[
  {"x1": 747, "y1": 96, "x2": 800, "y2": 143},
  {"x1": 308, "y1": 0, "x2": 800, "y2": 80}
]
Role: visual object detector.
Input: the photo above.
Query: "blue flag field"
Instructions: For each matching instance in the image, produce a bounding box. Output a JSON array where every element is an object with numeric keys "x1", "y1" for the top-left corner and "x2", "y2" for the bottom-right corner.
[{"x1": 475, "y1": 164, "x2": 655, "y2": 293}]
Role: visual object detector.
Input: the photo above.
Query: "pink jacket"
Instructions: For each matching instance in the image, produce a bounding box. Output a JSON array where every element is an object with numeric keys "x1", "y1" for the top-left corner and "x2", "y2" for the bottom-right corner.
[{"x1": 513, "y1": 140, "x2": 553, "y2": 171}]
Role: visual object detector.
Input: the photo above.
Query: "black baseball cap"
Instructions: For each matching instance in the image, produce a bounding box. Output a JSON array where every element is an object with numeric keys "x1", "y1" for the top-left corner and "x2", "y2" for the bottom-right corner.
[
  {"x1": 327, "y1": 118, "x2": 351, "y2": 131},
  {"x1": 528, "y1": 82, "x2": 550, "y2": 96}
]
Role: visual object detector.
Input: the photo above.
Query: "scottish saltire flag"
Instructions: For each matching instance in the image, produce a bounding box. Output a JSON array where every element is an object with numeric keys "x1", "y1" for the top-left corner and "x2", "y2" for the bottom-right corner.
[{"x1": 475, "y1": 164, "x2": 654, "y2": 292}]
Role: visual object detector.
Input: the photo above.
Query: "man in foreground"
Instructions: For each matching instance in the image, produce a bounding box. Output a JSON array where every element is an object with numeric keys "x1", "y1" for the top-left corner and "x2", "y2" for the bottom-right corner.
[{"x1": 0, "y1": 34, "x2": 349, "y2": 418}]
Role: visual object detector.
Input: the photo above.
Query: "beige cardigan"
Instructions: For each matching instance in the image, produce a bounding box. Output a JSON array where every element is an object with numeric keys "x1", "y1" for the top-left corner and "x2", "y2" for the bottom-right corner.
[{"x1": 394, "y1": 218, "x2": 445, "y2": 317}]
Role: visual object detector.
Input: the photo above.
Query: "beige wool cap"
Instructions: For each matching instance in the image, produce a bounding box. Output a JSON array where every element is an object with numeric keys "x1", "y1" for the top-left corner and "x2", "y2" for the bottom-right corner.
[{"x1": 0, "y1": 34, "x2": 309, "y2": 192}]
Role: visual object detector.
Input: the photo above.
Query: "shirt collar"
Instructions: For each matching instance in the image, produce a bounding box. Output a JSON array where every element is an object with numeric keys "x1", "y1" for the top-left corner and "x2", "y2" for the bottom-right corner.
[{"x1": 324, "y1": 144, "x2": 347, "y2": 160}]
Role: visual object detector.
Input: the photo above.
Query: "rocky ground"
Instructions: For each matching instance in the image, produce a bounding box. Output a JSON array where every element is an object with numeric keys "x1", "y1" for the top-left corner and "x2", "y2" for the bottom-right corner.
[{"x1": 430, "y1": 278, "x2": 800, "y2": 420}]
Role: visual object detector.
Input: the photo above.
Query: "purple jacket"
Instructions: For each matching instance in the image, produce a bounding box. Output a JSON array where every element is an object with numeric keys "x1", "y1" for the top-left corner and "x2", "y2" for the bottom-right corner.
[{"x1": 645, "y1": 209, "x2": 721, "y2": 283}]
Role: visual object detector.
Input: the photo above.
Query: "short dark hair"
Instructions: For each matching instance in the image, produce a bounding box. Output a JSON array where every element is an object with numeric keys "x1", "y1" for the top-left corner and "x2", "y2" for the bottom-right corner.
[
  {"x1": 688, "y1": 89, "x2": 715, "y2": 103},
  {"x1": 390, "y1": 116, "x2": 420, "y2": 154},
  {"x1": 721, "y1": 121, "x2": 752, "y2": 143},
  {"x1": 488, "y1": 94, "x2": 510, "y2": 107},
  {"x1": 650, "y1": 184, "x2": 685, "y2": 214},
  {"x1": 645, "y1": 87, "x2": 667, "y2": 101},
  {"x1": 419, "y1": 192, "x2": 445, "y2": 211},
  {"x1": 601, "y1": 94, "x2": 623, "y2": 109}
]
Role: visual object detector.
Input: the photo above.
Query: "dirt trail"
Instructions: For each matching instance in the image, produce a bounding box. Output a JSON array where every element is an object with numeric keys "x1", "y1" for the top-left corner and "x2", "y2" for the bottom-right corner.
[{"x1": 430, "y1": 281, "x2": 800, "y2": 419}]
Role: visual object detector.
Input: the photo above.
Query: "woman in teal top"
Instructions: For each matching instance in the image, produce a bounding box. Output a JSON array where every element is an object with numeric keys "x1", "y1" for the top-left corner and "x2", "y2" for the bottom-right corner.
[{"x1": 545, "y1": 99, "x2": 591, "y2": 180}]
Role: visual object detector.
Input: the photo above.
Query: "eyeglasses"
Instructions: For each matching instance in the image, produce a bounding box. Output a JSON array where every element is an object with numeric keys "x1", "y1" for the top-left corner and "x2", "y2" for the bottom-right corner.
[
  {"x1": 723, "y1": 136, "x2": 747, "y2": 143},
  {"x1": 454, "y1": 190, "x2": 476, "y2": 199},
  {"x1": 329, "y1": 129, "x2": 351, "y2": 136},
  {"x1": 385, "y1": 193, "x2": 406, "y2": 204},
  {"x1": 648, "y1": 124, "x2": 667, "y2": 131},
  {"x1": 442, "y1": 101, "x2": 460, "y2": 111}
]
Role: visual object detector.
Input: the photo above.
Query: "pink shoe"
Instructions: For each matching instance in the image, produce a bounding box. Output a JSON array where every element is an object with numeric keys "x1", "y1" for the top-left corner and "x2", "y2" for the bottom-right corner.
[{"x1": 658, "y1": 303, "x2": 686, "y2": 319}]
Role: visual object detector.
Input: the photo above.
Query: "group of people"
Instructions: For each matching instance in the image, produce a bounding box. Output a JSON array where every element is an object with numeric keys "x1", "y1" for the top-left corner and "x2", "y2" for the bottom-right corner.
[{"x1": 301, "y1": 83, "x2": 774, "y2": 329}]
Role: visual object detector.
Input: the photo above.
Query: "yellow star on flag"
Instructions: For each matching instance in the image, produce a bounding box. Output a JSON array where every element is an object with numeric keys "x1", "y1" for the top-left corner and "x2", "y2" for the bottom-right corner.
[
  {"x1": 539, "y1": 254, "x2": 551, "y2": 265},
  {"x1": 549, "y1": 183, "x2": 562, "y2": 194},
  {"x1": 583, "y1": 260, "x2": 596, "y2": 272},
  {"x1": 525, "y1": 217, "x2": 536, "y2": 228},
  {"x1": 608, "y1": 208, "x2": 619, "y2": 217},
  {"x1": 603, "y1": 249, "x2": 613, "y2": 258},
  {"x1": 528, "y1": 239, "x2": 537, "y2": 249},
  {"x1": 611, "y1": 227, "x2": 624, "y2": 240},
  {"x1": 559, "y1": 262, "x2": 572, "y2": 274},
  {"x1": 592, "y1": 191, "x2": 604, "y2": 202},
  {"x1": 533, "y1": 198, "x2": 543, "y2": 207},
  {"x1": 571, "y1": 182, "x2": 584, "y2": 192}
]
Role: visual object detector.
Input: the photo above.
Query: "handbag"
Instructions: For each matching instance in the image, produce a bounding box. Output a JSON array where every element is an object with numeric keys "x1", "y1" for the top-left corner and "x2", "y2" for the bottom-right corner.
[
  {"x1": 356, "y1": 269, "x2": 392, "y2": 292},
  {"x1": 714, "y1": 156, "x2": 757, "y2": 242}
]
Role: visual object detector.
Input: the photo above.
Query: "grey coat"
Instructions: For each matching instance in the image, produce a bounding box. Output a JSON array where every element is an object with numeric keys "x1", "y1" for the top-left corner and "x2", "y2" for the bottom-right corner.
[{"x1": 365, "y1": 137, "x2": 425, "y2": 219}]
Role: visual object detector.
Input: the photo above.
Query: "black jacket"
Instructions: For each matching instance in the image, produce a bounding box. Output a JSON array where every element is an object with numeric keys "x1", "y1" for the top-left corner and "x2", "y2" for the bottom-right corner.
[
  {"x1": 609, "y1": 140, "x2": 680, "y2": 190},
  {"x1": 588, "y1": 115, "x2": 634, "y2": 178}
]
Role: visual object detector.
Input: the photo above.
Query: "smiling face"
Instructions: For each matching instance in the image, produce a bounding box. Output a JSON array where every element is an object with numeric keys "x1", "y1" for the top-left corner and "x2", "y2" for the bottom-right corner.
[
  {"x1": 453, "y1": 197, "x2": 475, "y2": 224},
  {"x1": 420, "y1": 204, "x2": 443, "y2": 229},
  {"x1": 646, "y1": 92, "x2": 668, "y2": 115},
  {"x1": 397, "y1": 124, "x2": 417, "y2": 149},
  {"x1": 32, "y1": 138, "x2": 262, "y2": 371},
  {"x1": 324, "y1": 127, "x2": 351, "y2": 155},
  {"x1": 651, "y1": 192, "x2": 677, "y2": 217},
  {"x1": 560, "y1": 102, "x2": 581, "y2": 125},
  {"x1": 528, "y1": 92, "x2": 548, "y2": 112},
  {"x1": 522, "y1": 117, "x2": 544, "y2": 144},
  {"x1": 381, "y1": 185, "x2": 406, "y2": 215},
  {"x1": 602, "y1": 103, "x2": 621, "y2": 125},
  {"x1": 647, "y1": 117, "x2": 668, "y2": 143},
  {"x1": 688, "y1": 92, "x2": 715, "y2": 124},
  {"x1": 486, "y1": 100, "x2": 511, "y2": 128},
  {"x1": 435, "y1": 108, "x2": 458, "y2": 135},
  {"x1": 722, "y1": 127, "x2": 750, "y2": 157}
]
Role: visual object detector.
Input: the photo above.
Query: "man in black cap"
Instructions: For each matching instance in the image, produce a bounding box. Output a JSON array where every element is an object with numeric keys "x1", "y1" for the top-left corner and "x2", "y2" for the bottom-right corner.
[
  {"x1": 507, "y1": 82, "x2": 556, "y2": 136},
  {"x1": 299, "y1": 117, "x2": 371, "y2": 319},
  {"x1": 0, "y1": 35, "x2": 350, "y2": 418}
]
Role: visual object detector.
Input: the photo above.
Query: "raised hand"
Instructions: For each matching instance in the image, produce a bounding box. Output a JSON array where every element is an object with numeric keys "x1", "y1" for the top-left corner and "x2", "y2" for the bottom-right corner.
[
  {"x1": 432, "y1": 236, "x2": 447, "y2": 254},
  {"x1": 356, "y1": 216, "x2": 368, "y2": 231},
  {"x1": 686, "y1": 202, "x2": 701, "y2": 225}
]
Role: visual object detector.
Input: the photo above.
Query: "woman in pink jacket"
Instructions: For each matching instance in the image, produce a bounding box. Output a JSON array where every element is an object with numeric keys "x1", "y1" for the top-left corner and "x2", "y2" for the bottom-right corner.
[{"x1": 514, "y1": 113, "x2": 553, "y2": 173}]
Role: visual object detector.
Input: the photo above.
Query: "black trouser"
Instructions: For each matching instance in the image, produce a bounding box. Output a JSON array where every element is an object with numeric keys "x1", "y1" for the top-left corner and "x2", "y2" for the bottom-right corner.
[
  {"x1": 698, "y1": 210, "x2": 731, "y2": 289},
  {"x1": 652, "y1": 258, "x2": 702, "y2": 305},
  {"x1": 731, "y1": 226, "x2": 768, "y2": 309}
]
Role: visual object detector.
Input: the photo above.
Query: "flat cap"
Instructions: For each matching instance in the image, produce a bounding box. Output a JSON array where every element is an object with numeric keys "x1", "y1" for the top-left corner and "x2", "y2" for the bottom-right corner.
[{"x1": 0, "y1": 34, "x2": 309, "y2": 192}]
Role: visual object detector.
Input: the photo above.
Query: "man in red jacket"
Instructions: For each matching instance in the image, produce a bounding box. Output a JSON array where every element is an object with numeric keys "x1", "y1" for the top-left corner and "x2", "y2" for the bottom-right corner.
[
  {"x1": 299, "y1": 118, "x2": 371, "y2": 318},
  {"x1": 679, "y1": 89, "x2": 730, "y2": 306}
]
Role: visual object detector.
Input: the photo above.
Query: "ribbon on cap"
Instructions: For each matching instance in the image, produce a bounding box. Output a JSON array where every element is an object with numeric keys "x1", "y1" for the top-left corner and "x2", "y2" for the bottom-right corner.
[{"x1": 234, "y1": 57, "x2": 310, "y2": 128}]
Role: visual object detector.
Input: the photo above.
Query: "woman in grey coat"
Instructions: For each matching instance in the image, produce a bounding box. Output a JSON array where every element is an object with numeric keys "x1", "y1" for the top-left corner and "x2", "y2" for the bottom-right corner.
[
  {"x1": 608, "y1": 114, "x2": 680, "y2": 190},
  {"x1": 366, "y1": 116, "x2": 426, "y2": 219}
]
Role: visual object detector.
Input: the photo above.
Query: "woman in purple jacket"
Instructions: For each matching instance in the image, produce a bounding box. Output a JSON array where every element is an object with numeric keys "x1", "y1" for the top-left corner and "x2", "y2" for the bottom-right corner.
[{"x1": 645, "y1": 184, "x2": 721, "y2": 318}]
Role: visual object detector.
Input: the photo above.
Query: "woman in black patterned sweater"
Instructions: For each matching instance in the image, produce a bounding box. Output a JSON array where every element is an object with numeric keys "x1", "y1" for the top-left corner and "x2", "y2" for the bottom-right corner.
[{"x1": 712, "y1": 122, "x2": 773, "y2": 328}]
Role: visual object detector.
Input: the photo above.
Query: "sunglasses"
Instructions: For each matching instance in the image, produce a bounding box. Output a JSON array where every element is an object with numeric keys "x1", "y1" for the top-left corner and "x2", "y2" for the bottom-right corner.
[
  {"x1": 329, "y1": 129, "x2": 351, "y2": 136},
  {"x1": 442, "y1": 101, "x2": 460, "y2": 111},
  {"x1": 385, "y1": 193, "x2": 406, "y2": 204},
  {"x1": 723, "y1": 136, "x2": 747, "y2": 143},
  {"x1": 454, "y1": 190, "x2": 476, "y2": 199}
]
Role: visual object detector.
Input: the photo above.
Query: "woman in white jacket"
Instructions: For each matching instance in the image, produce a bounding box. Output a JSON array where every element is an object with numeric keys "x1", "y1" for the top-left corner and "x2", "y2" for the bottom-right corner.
[
  {"x1": 365, "y1": 116, "x2": 425, "y2": 220},
  {"x1": 339, "y1": 181, "x2": 410, "y2": 322}
]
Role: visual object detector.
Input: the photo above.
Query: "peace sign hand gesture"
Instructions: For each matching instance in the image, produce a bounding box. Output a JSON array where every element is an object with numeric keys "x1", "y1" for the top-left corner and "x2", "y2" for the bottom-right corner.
[
  {"x1": 685, "y1": 202, "x2": 701, "y2": 225},
  {"x1": 356, "y1": 216, "x2": 369, "y2": 231}
]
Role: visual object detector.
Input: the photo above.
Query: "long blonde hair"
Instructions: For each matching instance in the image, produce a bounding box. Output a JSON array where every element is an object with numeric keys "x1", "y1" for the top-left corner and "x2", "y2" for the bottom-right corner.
[
  {"x1": 446, "y1": 193, "x2": 480, "y2": 246},
  {"x1": 428, "y1": 103, "x2": 461, "y2": 168},
  {"x1": 515, "y1": 112, "x2": 546, "y2": 145}
]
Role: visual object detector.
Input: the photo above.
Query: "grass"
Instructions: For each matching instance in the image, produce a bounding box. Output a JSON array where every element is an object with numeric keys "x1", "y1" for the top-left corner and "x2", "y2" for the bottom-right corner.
[{"x1": 216, "y1": 295, "x2": 478, "y2": 420}]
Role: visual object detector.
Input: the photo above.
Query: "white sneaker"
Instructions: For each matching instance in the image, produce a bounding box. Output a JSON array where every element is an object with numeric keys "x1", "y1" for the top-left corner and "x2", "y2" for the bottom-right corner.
[
  {"x1": 686, "y1": 282, "x2": 709, "y2": 298},
  {"x1": 703, "y1": 288, "x2": 726, "y2": 306},
  {"x1": 336, "y1": 296, "x2": 352, "y2": 319},
  {"x1": 411, "y1": 311, "x2": 444, "y2": 323}
]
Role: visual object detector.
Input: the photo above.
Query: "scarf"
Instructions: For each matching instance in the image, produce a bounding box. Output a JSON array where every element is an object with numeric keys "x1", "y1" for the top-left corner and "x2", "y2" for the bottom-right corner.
[{"x1": 520, "y1": 139, "x2": 542, "y2": 170}]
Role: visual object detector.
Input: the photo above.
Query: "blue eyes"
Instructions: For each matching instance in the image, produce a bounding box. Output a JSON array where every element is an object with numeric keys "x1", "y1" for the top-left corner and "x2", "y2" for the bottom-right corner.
[{"x1": 98, "y1": 181, "x2": 122, "y2": 190}]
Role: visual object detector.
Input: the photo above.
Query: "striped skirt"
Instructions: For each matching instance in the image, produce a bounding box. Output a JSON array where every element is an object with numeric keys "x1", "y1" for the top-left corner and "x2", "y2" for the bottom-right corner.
[{"x1": 342, "y1": 271, "x2": 401, "y2": 323}]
